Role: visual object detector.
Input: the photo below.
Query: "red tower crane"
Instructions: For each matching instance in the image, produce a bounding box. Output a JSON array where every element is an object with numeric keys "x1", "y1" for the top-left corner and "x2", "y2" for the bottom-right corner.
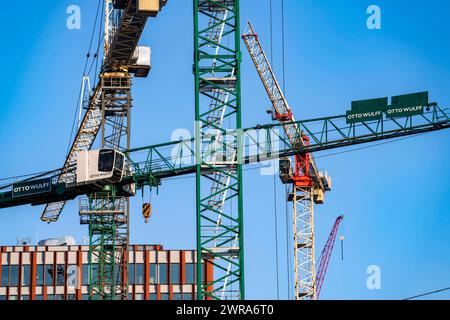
[{"x1": 315, "y1": 215, "x2": 344, "y2": 299}]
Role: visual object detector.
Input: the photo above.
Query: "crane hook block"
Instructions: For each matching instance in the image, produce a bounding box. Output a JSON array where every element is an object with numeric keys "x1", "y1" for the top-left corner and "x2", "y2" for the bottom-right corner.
[{"x1": 142, "y1": 203, "x2": 152, "y2": 223}]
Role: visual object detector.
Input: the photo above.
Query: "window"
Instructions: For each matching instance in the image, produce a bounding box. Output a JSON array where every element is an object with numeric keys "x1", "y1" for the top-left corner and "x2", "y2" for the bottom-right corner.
[
  {"x1": 35, "y1": 295, "x2": 44, "y2": 301},
  {"x1": 22, "y1": 265, "x2": 30, "y2": 286},
  {"x1": 128, "y1": 264, "x2": 135, "y2": 285},
  {"x1": 45, "y1": 265, "x2": 54, "y2": 286},
  {"x1": 170, "y1": 264, "x2": 180, "y2": 284},
  {"x1": 160, "y1": 293, "x2": 169, "y2": 300},
  {"x1": 9, "y1": 265, "x2": 19, "y2": 286},
  {"x1": 185, "y1": 263, "x2": 195, "y2": 284},
  {"x1": 149, "y1": 293, "x2": 157, "y2": 300},
  {"x1": 158, "y1": 264, "x2": 167, "y2": 285},
  {"x1": 173, "y1": 293, "x2": 182, "y2": 300},
  {"x1": 21, "y1": 295, "x2": 30, "y2": 300},
  {"x1": 0, "y1": 295, "x2": 6, "y2": 301},
  {"x1": 82, "y1": 264, "x2": 90, "y2": 286},
  {"x1": 98, "y1": 149, "x2": 115, "y2": 172},
  {"x1": 68, "y1": 294, "x2": 76, "y2": 300},
  {"x1": 115, "y1": 153, "x2": 124, "y2": 170},
  {"x1": 56, "y1": 264, "x2": 65, "y2": 286},
  {"x1": 135, "y1": 264, "x2": 144, "y2": 285},
  {"x1": 1, "y1": 265, "x2": 9, "y2": 286},
  {"x1": 135, "y1": 293, "x2": 143, "y2": 300},
  {"x1": 9, "y1": 296, "x2": 17, "y2": 301},
  {"x1": 82, "y1": 294, "x2": 89, "y2": 301},
  {"x1": 150, "y1": 264, "x2": 157, "y2": 284},
  {"x1": 182, "y1": 293, "x2": 192, "y2": 300},
  {"x1": 36, "y1": 265, "x2": 44, "y2": 286}
]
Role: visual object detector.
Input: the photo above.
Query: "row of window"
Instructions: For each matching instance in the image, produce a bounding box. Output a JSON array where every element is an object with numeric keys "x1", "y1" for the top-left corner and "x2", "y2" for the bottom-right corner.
[
  {"x1": 0, "y1": 293, "x2": 194, "y2": 301},
  {"x1": 1, "y1": 263, "x2": 198, "y2": 287}
]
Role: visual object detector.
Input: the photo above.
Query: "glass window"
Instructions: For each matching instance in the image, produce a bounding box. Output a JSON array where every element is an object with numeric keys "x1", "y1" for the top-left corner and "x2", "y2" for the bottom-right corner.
[
  {"x1": 55, "y1": 294, "x2": 64, "y2": 300},
  {"x1": 56, "y1": 264, "x2": 65, "y2": 286},
  {"x1": 1, "y1": 265, "x2": 9, "y2": 286},
  {"x1": 135, "y1": 293, "x2": 143, "y2": 300},
  {"x1": 128, "y1": 264, "x2": 135, "y2": 285},
  {"x1": 47, "y1": 295, "x2": 55, "y2": 300},
  {"x1": 36, "y1": 265, "x2": 44, "y2": 286},
  {"x1": 149, "y1": 293, "x2": 157, "y2": 300},
  {"x1": 45, "y1": 265, "x2": 54, "y2": 286},
  {"x1": 135, "y1": 264, "x2": 144, "y2": 285},
  {"x1": 68, "y1": 294, "x2": 76, "y2": 300},
  {"x1": 127, "y1": 293, "x2": 133, "y2": 300},
  {"x1": 35, "y1": 295, "x2": 44, "y2": 301},
  {"x1": 115, "y1": 153, "x2": 124, "y2": 170},
  {"x1": 150, "y1": 264, "x2": 157, "y2": 284},
  {"x1": 160, "y1": 293, "x2": 169, "y2": 300},
  {"x1": 82, "y1": 294, "x2": 89, "y2": 301},
  {"x1": 182, "y1": 293, "x2": 192, "y2": 300},
  {"x1": 170, "y1": 264, "x2": 180, "y2": 284},
  {"x1": 158, "y1": 264, "x2": 167, "y2": 285},
  {"x1": 22, "y1": 265, "x2": 30, "y2": 286},
  {"x1": 82, "y1": 264, "x2": 90, "y2": 286},
  {"x1": 98, "y1": 149, "x2": 114, "y2": 172},
  {"x1": 21, "y1": 295, "x2": 30, "y2": 300},
  {"x1": 9, "y1": 295, "x2": 18, "y2": 301},
  {"x1": 173, "y1": 293, "x2": 182, "y2": 300},
  {"x1": 0, "y1": 295, "x2": 6, "y2": 301},
  {"x1": 185, "y1": 263, "x2": 195, "y2": 284},
  {"x1": 10, "y1": 265, "x2": 19, "y2": 286}
]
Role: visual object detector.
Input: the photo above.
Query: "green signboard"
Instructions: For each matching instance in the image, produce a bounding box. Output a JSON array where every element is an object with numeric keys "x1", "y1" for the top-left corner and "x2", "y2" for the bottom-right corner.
[
  {"x1": 346, "y1": 97, "x2": 387, "y2": 123},
  {"x1": 12, "y1": 178, "x2": 52, "y2": 198},
  {"x1": 346, "y1": 92, "x2": 429, "y2": 124},
  {"x1": 385, "y1": 92, "x2": 428, "y2": 119}
]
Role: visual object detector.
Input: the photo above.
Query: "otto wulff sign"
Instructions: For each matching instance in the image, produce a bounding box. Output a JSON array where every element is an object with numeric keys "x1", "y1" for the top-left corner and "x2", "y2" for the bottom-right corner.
[
  {"x1": 12, "y1": 178, "x2": 52, "y2": 198},
  {"x1": 346, "y1": 91, "x2": 429, "y2": 124}
]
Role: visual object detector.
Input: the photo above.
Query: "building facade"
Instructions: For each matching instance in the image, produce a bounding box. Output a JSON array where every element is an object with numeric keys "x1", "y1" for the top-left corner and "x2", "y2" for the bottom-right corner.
[{"x1": 0, "y1": 244, "x2": 212, "y2": 300}]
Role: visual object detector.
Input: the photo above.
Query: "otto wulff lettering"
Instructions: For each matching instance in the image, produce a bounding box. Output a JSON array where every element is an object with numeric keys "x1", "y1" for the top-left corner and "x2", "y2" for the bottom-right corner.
[
  {"x1": 12, "y1": 178, "x2": 52, "y2": 198},
  {"x1": 346, "y1": 91, "x2": 430, "y2": 124}
]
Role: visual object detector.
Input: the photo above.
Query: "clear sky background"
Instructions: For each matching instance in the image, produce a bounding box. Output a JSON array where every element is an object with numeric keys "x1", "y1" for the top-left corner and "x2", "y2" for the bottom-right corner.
[{"x1": 0, "y1": 0, "x2": 449, "y2": 300}]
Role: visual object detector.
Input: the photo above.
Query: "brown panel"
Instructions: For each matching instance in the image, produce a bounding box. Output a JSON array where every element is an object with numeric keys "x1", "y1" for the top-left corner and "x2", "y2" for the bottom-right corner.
[
  {"x1": 0, "y1": 249, "x2": 2, "y2": 288},
  {"x1": 205, "y1": 259, "x2": 214, "y2": 300},
  {"x1": 180, "y1": 251, "x2": 186, "y2": 285},
  {"x1": 64, "y1": 251, "x2": 68, "y2": 300},
  {"x1": 76, "y1": 249, "x2": 82, "y2": 300},
  {"x1": 144, "y1": 250, "x2": 150, "y2": 300},
  {"x1": 30, "y1": 252, "x2": 37, "y2": 300},
  {"x1": 18, "y1": 251, "x2": 23, "y2": 300},
  {"x1": 156, "y1": 284, "x2": 161, "y2": 301}
]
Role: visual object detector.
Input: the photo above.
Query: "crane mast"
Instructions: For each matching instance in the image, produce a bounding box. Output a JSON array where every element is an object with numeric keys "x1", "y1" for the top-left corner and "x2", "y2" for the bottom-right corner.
[
  {"x1": 194, "y1": 0, "x2": 244, "y2": 300},
  {"x1": 315, "y1": 215, "x2": 344, "y2": 299},
  {"x1": 42, "y1": 0, "x2": 167, "y2": 300},
  {"x1": 242, "y1": 21, "x2": 330, "y2": 300}
]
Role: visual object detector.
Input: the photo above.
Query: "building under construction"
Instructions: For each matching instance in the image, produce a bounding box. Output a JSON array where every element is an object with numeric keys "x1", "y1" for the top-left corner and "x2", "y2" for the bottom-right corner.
[{"x1": 0, "y1": 243, "x2": 210, "y2": 300}]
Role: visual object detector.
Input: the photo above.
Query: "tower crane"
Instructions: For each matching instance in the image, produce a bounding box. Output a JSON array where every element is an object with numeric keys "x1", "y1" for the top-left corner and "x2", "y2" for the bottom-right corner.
[
  {"x1": 40, "y1": 0, "x2": 168, "y2": 300},
  {"x1": 315, "y1": 215, "x2": 344, "y2": 299},
  {"x1": 242, "y1": 21, "x2": 331, "y2": 300}
]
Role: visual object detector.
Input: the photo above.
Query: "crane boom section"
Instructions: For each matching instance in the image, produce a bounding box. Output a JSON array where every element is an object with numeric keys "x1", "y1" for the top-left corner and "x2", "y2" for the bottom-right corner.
[
  {"x1": 315, "y1": 215, "x2": 344, "y2": 299},
  {"x1": 2, "y1": 106, "x2": 448, "y2": 210},
  {"x1": 241, "y1": 21, "x2": 322, "y2": 187}
]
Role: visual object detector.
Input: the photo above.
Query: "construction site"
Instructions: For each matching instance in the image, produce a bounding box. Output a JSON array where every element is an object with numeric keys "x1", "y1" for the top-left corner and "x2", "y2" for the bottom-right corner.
[{"x1": 0, "y1": 0, "x2": 449, "y2": 302}]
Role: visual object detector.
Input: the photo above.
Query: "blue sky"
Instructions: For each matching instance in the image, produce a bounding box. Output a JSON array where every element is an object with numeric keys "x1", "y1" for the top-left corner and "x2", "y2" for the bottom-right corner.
[{"x1": 0, "y1": 0, "x2": 449, "y2": 300}]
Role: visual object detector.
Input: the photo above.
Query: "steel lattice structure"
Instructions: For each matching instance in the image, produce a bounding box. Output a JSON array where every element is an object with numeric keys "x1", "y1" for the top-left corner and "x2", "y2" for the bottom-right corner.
[
  {"x1": 194, "y1": 0, "x2": 244, "y2": 300},
  {"x1": 242, "y1": 21, "x2": 322, "y2": 300}
]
